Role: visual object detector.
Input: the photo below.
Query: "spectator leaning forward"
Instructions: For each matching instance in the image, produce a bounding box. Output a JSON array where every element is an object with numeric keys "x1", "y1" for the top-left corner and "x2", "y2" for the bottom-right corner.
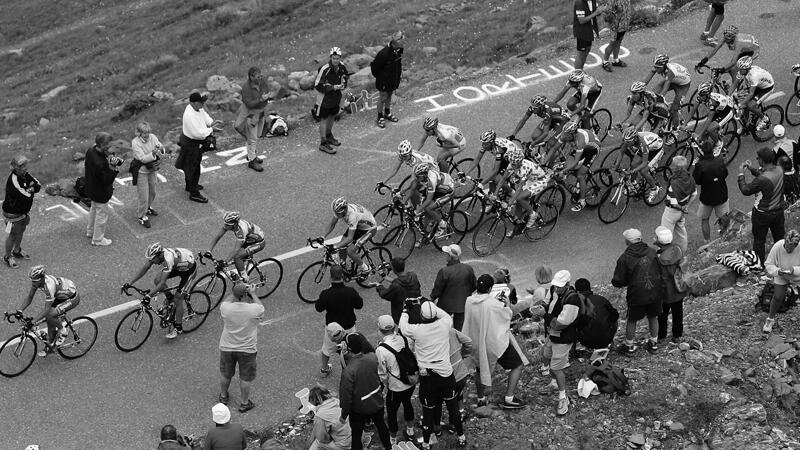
[{"x1": 370, "y1": 31, "x2": 404, "y2": 129}]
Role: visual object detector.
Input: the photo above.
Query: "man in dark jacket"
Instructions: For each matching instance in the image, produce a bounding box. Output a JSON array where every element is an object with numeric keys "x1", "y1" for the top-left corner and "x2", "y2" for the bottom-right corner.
[
  {"x1": 370, "y1": 31, "x2": 404, "y2": 129},
  {"x1": 339, "y1": 333, "x2": 392, "y2": 450},
  {"x1": 654, "y1": 226, "x2": 687, "y2": 343},
  {"x1": 612, "y1": 228, "x2": 663, "y2": 355},
  {"x1": 574, "y1": 278, "x2": 619, "y2": 351},
  {"x1": 316, "y1": 265, "x2": 363, "y2": 376},
  {"x1": 572, "y1": 0, "x2": 605, "y2": 70},
  {"x1": 3, "y1": 154, "x2": 40, "y2": 268},
  {"x1": 376, "y1": 257, "x2": 421, "y2": 323},
  {"x1": 430, "y1": 244, "x2": 476, "y2": 330},
  {"x1": 738, "y1": 147, "x2": 785, "y2": 266},
  {"x1": 234, "y1": 66, "x2": 273, "y2": 172},
  {"x1": 84, "y1": 132, "x2": 121, "y2": 246},
  {"x1": 660, "y1": 155, "x2": 696, "y2": 254},
  {"x1": 314, "y1": 47, "x2": 349, "y2": 154},
  {"x1": 693, "y1": 139, "x2": 730, "y2": 241}
]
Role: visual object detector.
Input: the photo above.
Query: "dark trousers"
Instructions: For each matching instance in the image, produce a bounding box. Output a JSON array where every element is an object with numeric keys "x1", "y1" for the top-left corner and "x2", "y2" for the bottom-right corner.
[
  {"x1": 419, "y1": 371, "x2": 463, "y2": 443},
  {"x1": 349, "y1": 408, "x2": 391, "y2": 450},
  {"x1": 657, "y1": 300, "x2": 683, "y2": 340},
  {"x1": 751, "y1": 208, "x2": 785, "y2": 265},
  {"x1": 386, "y1": 386, "x2": 415, "y2": 434},
  {"x1": 451, "y1": 312, "x2": 464, "y2": 331},
  {"x1": 179, "y1": 135, "x2": 203, "y2": 194}
]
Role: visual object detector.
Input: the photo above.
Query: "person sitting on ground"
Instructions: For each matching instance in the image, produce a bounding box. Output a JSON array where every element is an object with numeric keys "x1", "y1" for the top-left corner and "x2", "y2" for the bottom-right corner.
[
  {"x1": 157, "y1": 425, "x2": 192, "y2": 450},
  {"x1": 308, "y1": 385, "x2": 352, "y2": 450},
  {"x1": 205, "y1": 403, "x2": 246, "y2": 450}
]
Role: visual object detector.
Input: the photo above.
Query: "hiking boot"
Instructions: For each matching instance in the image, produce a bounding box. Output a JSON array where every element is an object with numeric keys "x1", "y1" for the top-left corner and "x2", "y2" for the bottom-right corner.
[
  {"x1": 763, "y1": 317, "x2": 775, "y2": 333},
  {"x1": 12, "y1": 250, "x2": 30, "y2": 260},
  {"x1": 612, "y1": 60, "x2": 627, "y2": 67},
  {"x1": 646, "y1": 340, "x2": 659, "y2": 354},
  {"x1": 318, "y1": 142, "x2": 336, "y2": 154},
  {"x1": 602, "y1": 61, "x2": 613, "y2": 73},
  {"x1": 326, "y1": 136, "x2": 341, "y2": 146},
  {"x1": 646, "y1": 185, "x2": 662, "y2": 203},
  {"x1": 500, "y1": 396, "x2": 526, "y2": 409},
  {"x1": 3, "y1": 255, "x2": 19, "y2": 268},
  {"x1": 571, "y1": 199, "x2": 586, "y2": 212},
  {"x1": 138, "y1": 216, "x2": 151, "y2": 228},
  {"x1": 247, "y1": 159, "x2": 264, "y2": 172},
  {"x1": 320, "y1": 363, "x2": 333, "y2": 377},
  {"x1": 556, "y1": 396, "x2": 570, "y2": 416},
  {"x1": 238, "y1": 399, "x2": 255, "y2": 413},
  {"x1": 618, "y1": 343, "x2": 637, "y2": 355}
]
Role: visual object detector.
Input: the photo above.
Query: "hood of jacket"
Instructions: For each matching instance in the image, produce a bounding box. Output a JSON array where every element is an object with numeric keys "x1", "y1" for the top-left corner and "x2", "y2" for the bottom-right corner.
[
  {"x1": 395, "y1": 272, "x2": 420, "y2": 292},
  {"x1": 315, "y1": 397, "x2": 341, "y2": 422},
  {"x1": 656, "y1": 243, "x2": 683, "y2": 265},
  {"x1": 624, "y1": 241, "x2": 652, "y2": 258},
  {"x1": 467, "y1": 292, "x2": 492, "y2": 305}
]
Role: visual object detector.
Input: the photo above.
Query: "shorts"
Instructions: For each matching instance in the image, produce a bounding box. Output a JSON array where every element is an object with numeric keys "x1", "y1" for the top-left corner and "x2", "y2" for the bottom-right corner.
[
  {"x1": 242, "y1": 239, "x2": 266, "y2": 257},
  {"x1": 572, "y1": 89, "x2": 602, "y2": 111},
  {"x1": 577, "y1": 147, "x2": 599, "y2": 167},
  {"x1": 522, "y1": 177, "x2": 549, "y2": 196},
  {"x1": 613, "y1": 31, "x2": 626, "y2": 42},
  {"x1": 321, "y1": 325, "x2": 355, "y2": 357},
  {"x1": 576, "y1": 38, "x2": 593, "y2": 52},
  {"x1": 712, "y1": 107, "x2": 735, "y2": 127},
  {"x1": 496, "y1": 343, "x2": 524, "y2": 370},
  {"x1": 52, "y1": 293, "x2": 81, "y2": 315},
  {"x1": 344, "y1": 228, "x2": 373, "y2": 246},
  {"x1": 542, "y1": 339, "x2": 572, "y2": 371},
  {"x1": 698, "y1": 200, "x2": 729, "y2": 220},
  {"x1": 2, "y1": 212, "x2": 29, "y2": 235},
  {"x1": 220, "y1": 350, "x2": 257, "y2": 382},
  {"x1": 753, "y1": 85, "x2": 775, "y2": 103},
  {"x1": 667, "y1": 83, "x2": 690, "y2": 102},
  {"x1": 317, "y1": 104, "x2": 340, "y2": 119},
  {"x1": 627, "y1": 302, "x2": 662, "y2": 321},
  {"x1": 646, "y1": 148, "x2": 664, "y2": 168},
  {"x1": 711, "y1": 3, "x2": 724, "y2": 14},
  {"x1": 166, "y1": 263, "x2": 197, "y2": 293}
]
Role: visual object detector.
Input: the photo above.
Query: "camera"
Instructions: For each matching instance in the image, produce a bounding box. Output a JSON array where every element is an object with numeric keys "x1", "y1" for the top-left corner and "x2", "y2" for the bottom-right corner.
[
  {"x1": 404, "y1": 296, "x2": 421, "y2": 310},
  {"x1": 109, "y1": 155, "x2": 123, "y2": 167}
]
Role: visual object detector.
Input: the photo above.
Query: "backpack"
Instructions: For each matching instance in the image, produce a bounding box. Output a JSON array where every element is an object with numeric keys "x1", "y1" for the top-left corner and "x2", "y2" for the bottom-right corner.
[
  {"x1": 586, "y1": 361, "x2": 630, "y2": 395},
  {"x1": 755, "y1": 281, "x2": 798, "y2": 313},
  {"x1": 379, "y1": 334, "x2": 419, "y2": 385},
  {"x1": 576, "y1": 294, "x2": 619, "y2": 349},
  {"x1": 674, "y1": 261, "x2": 689, "y2": 293},
  {"x1": 571, "y1": 291, "x2": 596, "y2": 343},
  {"x1": 260, "y1": 113, "x2": 288, "y2": 137}
]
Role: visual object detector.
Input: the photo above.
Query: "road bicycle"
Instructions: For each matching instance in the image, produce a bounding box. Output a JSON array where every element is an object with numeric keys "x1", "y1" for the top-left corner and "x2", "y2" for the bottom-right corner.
[
  {"x1": 599, "y1": 129, "x2": 693, "y2": 186},
  {"x1": 575, "y1": 106, "x2": 613, "y2": 142},
  {"x1": 597, "y1": 169, "x2": 669, "y2": 224},
  {"x1": 688, "y1": 64, "x2": 733, "y2": 121},
  {"x1": 380, "y1": 197, "x2": 468, "y2": 260},
  {"x1": 732, "y1": 92, "x2": 784, "y2": 142},
  {"x1": 114, "y1": 284, "x2": 210, "y2": 352},
  {"x1": 785, "y1": 65, "x2": 800, "y2": 126},
  {"x1": 296, "y1": 237, "x2": 392, "y2": 304},
  {"x1": 548, "y1": 163, "x2": 608, "y2": 211},
  {"x1": 0, "y1": 310, "x2": 97, "y2": 377},
  {"x1": 372, "y1": 182, "x2": 412, "y2": 245},
  {"x1": 396, "y1": 154, "x2": 480, "y2": 199},
  {"x1": 191, "y1": 251, "x2": 283, "y2": 311}
]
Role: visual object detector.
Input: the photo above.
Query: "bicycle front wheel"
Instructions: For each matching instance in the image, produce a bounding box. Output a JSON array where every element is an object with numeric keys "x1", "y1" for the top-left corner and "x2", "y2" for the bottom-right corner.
[
  {"x1": 471, "y1": 217, "x2": 507, "y2": 257},
  {"x1": 191, "y1": 272, "x2": 226, "y2": 311},
  {"x1": 538, "y1": 186, "x2": 565, "y2": 216},
  {"x1": 373, "y1": 204, "x2": 400, "y2": 245},
  {"x1": 382, "y1": 224, "x2": 417, "y2": 260},
  {"x1": 753, "y1": 105, "x2": 784, "y2": 142},
  {"x1": 114, "y1": 308, "x2": 154, "y2": 352},
  {"x1": 0, "y1": 333, "x2": 37, "y2": 377},
  {"x1": 598, "y1": 184, "x2": 630, "y2": 224},
  {"x1": 358, "y1": 246, "x2": 393, "y2": 288},
  {"x1": 454, "y1": 194, "x2": 486, "y2": 233},
  {"x1": 432, "y1": 210, "x2": 468, "y2": 250},
  {"x1": 297, "y1": 261, "x2": 330, "y2": 304},
  {"x1": 57, "y1": 316, "x2": 98, "y2": 360},
  {"x1": 721, "y1": 130, "x2": 741, "y2": 166},
  {"x1": 181, "y1": 291, "x2": 211, "y2": 333},
  {"x1": 249, "y1": 257, "x2": 283, "y2": 298},
  {"x1": 590, "y1": 108, "x2": 612, "y2": 142},
  {"x1": 524, "y1": 199, "x2": 559, "y2": 242},
  {"x1": 786, "y1": 91, "x2": 800, "y2": 126}
]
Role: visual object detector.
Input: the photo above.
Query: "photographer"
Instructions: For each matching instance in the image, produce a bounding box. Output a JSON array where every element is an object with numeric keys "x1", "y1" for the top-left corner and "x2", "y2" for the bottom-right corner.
[
  {"x1": 399, "y1": 298, "x2": 466, "y2": 449},
  {"x1": 738, "y1": 147, "x2": 785, "y2": 266},
  {"x1": 84, "y1": 132, "x2": 121, "y2": 247},
  {"x1": 130, "y1": 121, "x2": 164, "y2": 229}
]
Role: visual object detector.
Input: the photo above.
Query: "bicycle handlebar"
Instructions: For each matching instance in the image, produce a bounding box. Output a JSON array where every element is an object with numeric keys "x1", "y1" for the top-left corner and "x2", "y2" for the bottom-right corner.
[
  {"x1": 375, "y1": 182, "x2": 399, "y2": 195},
  {"x1": 307, "y1": 237, "x2": 328, "y2": 249},
  {"x1": 122, "y1": 285, "x2": 151, "y2": 297}
]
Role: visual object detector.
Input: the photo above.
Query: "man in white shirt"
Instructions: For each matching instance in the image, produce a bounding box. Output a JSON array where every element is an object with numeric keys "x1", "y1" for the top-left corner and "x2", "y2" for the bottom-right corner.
[
  {"x1": 179, "y1": 92, "x2": 222, "y2": 203},
  {"x1": 375, "y1": 315, "x2": 416, "y2": 444}
]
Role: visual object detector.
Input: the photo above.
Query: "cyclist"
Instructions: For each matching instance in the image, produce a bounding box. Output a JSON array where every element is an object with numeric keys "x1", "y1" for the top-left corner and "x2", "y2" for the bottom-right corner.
[
  {"x1": 508, "y1": 95, "x2": 570, "y2": 157},
  {"x1": 207, "y1": 211, "x2": 265, "y2": 282},
  {"x1": 493, "y1": 148, "x2": 550, "y2": 231},
  {"x1": 552, "y1": 121, "x2": 601, "y2": 212},
  {"x1": 642, "y1": 54, "x2": 692, "y2": 129},
  {"x1": 123, "y1": 243, "x2": 197, "y2": 339},
  {"x1": 407, "y1": 162, "x2": 454, "y2": 238},
  {"x1": 697, "y1": 25, "x2": 760, "y2": 88},
  {"x1": 14, "y1": 265, "x2": 80, "y2": 356},
  {"x1": 612, "y1": 127, "x2": 665, "y2": 203},
  {"x1": 551, "y1": 70, "x2": 603, "y2": 128},
  {"x1": 381, "y1": 139, "x2": 435, "y2": 188},
  {"x1": 417, "y1": 117, "x2": 466, "y2": 173},
  {"x1": 618, "y1": 82, "x2": 671, "y2": 133},
  {"x1": 683, "y1": 81, "x2": 736, "y2": 152},
  {"x1": 322, "y1": 197, "x2": 377, "y2": 275},
  {"x1": 732, "y1": 56, "x2": 775, "y2": 132},
  {"x1": 463, "y1": 130, "x2": 519, "y2": 191}
]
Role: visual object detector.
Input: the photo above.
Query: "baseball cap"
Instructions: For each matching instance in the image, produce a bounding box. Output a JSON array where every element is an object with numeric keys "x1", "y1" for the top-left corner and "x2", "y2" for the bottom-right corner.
[
  {"x1": 552, "y1": 270, "x2": 571, "y2": 288},
  {"x1": 477, "y1": 274, "x2": 495, "y2": 293},
  {"x1": 325, "y1": 322, "x2": 346, "y2": 342},
  {"x1": 441, "y1": 244, "x2": 462, "y2": 258},
  {"x1": 774, "y1": 124, "x2": 785, "y2": 138},
  {"x1": 623, "y1": 228, "x2": 642, "y2": 243},
  {"x1": 189, "y1": 92, "x2": 208, "y2": 103},
  {"x1": 377, "y1": 315, "x2": 395, "y2": 331},
  {"x1": 212, "y1": 403, "x2": 230, "y2": 424},
  {"x1": 655, "y1": 225, "x2": 673, "y2": 244},
  {"x1": 420, "y1": 301, "x2": 438, "y2": 320}
]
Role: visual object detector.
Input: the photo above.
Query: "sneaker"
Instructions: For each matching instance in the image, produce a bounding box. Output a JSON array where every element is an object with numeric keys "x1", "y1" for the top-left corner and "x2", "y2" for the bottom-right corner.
[
  {"x1": 763, "y1": 317, "x2": 775, "y2": 333},
  {"x1": 165, "y1": 329, "x2": 179, "y2": 339},
  {"x1": 238, "y1": 399, "x2": 255, "y2": 413},
  {"x1": 138, "y1": 216, "x2": 151, "y2": 228},
  {"x1": 318, "y1": 142, "x2": 336, "y2": 154},
  {"x1": 602, "y1": 61, "x2": 613, "y2": 73},
  {"x1": 189, "y1": 193, "x2": 208, "y2": 203},
  {"x1": 320, "y1": 363, "x2": 333, "y2": 377},
  {"x1": 384, "y1": 113, "x2": 399, "y2": 123},
  {"x1": 646, "y1": 185, "x2": 662, "y2": 203},
  {"x1": 571, "y1": 199, "x2": 586, "y2": 212},
  {"x1": 326, "y1": 136, "x2": 341, "y2": 146},
  {"x1": 91, "y1": 238, "x2": 113, "y2": 246},
  {"x1": 500, "y1": 396, "x2": 526, "y2": 409},
  {"x1": 457, "y1": 434, "x2": 467, "y2": 447},
  {"x1": 612, "y1": 60, "x2": 627, "y2": 67},
  {"x1": 12, "y1": 250, "x2": 30, "y2": 260},
  {"x1": 756, "y1": 116, "x2": 770, "y2": 132},
  {"x1": 218, "y1": 393, "x2": 229, "y2": 405},
  {"x1": 703, "y1": 37, "x2": 718, "y2": 47},
  {"x1": 556, "y1": 396, "x2": 570, "y2": 416},
  {"x1": 247, "y1": 160, "x2": 264, "y2": 172},
  {"x1": 526, "y1": 212, "x2": 541, "y2": 229},
  {"x1": 3, "y1": 255, "x2": 19, "y2": 268},
  {"x1": 376, "y1": 116, "x2": 386, "y2": 128},
  {"x1": 54, "y1": 334, "x2": 66, "y2": 347},
  {"x1": 146, "y1": 207, "x2": 158, "y2": 216},
  {"x1": 646, "y1": 340, "x2": 658, "y2": 354},
  {"x1": 618, "y1": 343, "x2": 637, "y2": 355}
]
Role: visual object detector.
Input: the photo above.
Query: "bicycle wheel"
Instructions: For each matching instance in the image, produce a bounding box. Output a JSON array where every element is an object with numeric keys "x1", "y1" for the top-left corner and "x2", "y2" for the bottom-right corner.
[
  {"x1": 721, "y1": 130, "x2": 741, "y2": 166},
  {"x1": 357, "y1": 246, "x2": 393, "y2": 288},
  {"x1": 524, "y1": 198, "x2": 559, "y2": 242},
  {"x1": 381, "y1": 224, "x2": 417, "y2": 260},
  {"x1": 590, "y1": 108, "x2": 612, "y2": 142},
  {"x1": 585, "y1": 171, "x2": 607, "y2": 207},
  {"x1": 57, "y1": 316, "x2": 98, "y2": 360},
  {"x1": 191, "y1": 272, "x2": 226, "y2": 312},
  {"x1": 538, "y1": 186, "x2": 565, "y2": 216},
  {"x1": 372, "y1": 204, "x2": 401, "y2": 245},
  {"x1": 753, "y1": 105, "x2": 784, "y2": 142},
  {"x1": 601, "y1": 147, "x2": 631, "y2": 174},
  {"x1": 248, "y1": 257, "x2": 283, "y2": 298},
  {"x1": 181, "y1": 291, "x2": 211, "y2": 333},
  {"x1": 449, "y1": 157, "x2": 480, "y2": 178},
  {"x1": 0, "y1": 333, "x2": 37, "y2": 377},
  {"x1": 432, "y1": 210, "x2": 468, "y2": 250},
  {"x1": 453, "y1": 194, "x2": 486, "y2": 233},
  {"x1": 644, "y1": 169, "x2": 670, "y2": 206},
  {"x1": 598, "y1": 184, "x2": 630, "y2": 224},
  {"x1": 397, "y1": 174, "x2": 413, "y2": 193},
  {"x1": 114, "y1": 308, "x2": 154, "y2": 352},
  {"x1": 787, "y1": 91, "x2": 800, "y2": 126},
  {"x1": 687, "y1": 90, "x2": 710, "y2": 122},
  {"x1": 471, "y1": 217, "x2": 507, "y2": 257},
  {"x1": 297, "y1": 261, "x2": 330, "y2": 304}
]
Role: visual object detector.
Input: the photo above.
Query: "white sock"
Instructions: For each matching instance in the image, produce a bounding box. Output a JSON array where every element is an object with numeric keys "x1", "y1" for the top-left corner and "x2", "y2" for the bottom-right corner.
[
  {"x1": 504, "y1": 395, "x2": 514, "y2": 403},
  {"x1": 558, "y1": 390, "x2": 567, "y2": 399}
]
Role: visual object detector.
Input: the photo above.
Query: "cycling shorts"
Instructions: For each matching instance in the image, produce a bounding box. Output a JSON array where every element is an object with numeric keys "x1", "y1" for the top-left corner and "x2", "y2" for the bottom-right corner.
[
  {"x1": 572, "y1": 89, "x2": 602, "y2": 111},
  {"x1": 712, "y1": 107, "x2": 735, "y2": 126},
  {"x1": 242, "y1": 239, "x2": 266, "y2": 257},
  {"x1": 166, "y1": 263, "x2": 197, "y2": 293},
  {"x1": 753, "y1": 85, "x2": 774, "y2": 103},
  {"x1": 52, "y1": 293, "x2": 80, "y2": 312},
  {"x1": 577, "y1": 147, "x2": 598, "y2": 167},
  {"x1": 344, "y1": 228, "x2": 374, "y2": 246}
]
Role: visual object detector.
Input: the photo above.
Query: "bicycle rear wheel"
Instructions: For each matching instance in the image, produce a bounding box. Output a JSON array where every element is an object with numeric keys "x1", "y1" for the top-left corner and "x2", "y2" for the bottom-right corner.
[
  {"x1": 357, "y1": 246, "x2": 393, "y2": 288},
  {"x1": 687, "y1": 90, "x2": 711, "y2": 122},
  {"x1": 248, "y1": 257, "x2": 283, "y2": 298},
  {"x1": 644, "y1": 170, "x2": 670, "y2": 206},
  {"x1": 372, "y1": 204, "x2": 401, "y2": 245},
  {"x1": 397, "y1": 174, "x2": 413, "y2": 193},
  {"x1": 590, "y1": 108, "x2": 612, "y2": 142},
  {"x1": 721, "y1": 128, "x2": 741, "y2": 166},
  {"x1": 601, "y1": 147, "x2": 631, "y2": 174},
  {"x1": 0, "y1": 333, "x2": 36, "y2": 377},
  {"x1": 57, "y1": 316, "x2": 98, "y2": 359},
  {"x1": 450, "y1": 158, "x2": 479, "y2": 198},
  {"x1": 297, "y1": 261, "x2": 330, "y2": 304},
  {"x1": 471, "y1": 217, "x2": 507, "y2": 257},
  {"x1": 786, "y1": 91, "x2": 800, "y2": 126},
  {"x1": 585, "y1": 170, "x2": 608, "y2": 207},
  {"x1": 598, "y1": 184, "x2": 630, "y2": 224},
  {"x1": 454, "y1": 193, "x2": 486, "y2": 233},
  {"x1": 191, "y1": 272, "x2": 226, "y2": 311},
  {"x1": 524, "y1": 198, "x2": 559, "y2": 242},
  {"x1": 538, "y1": 186, "x2": 565, "y2": 217},
  {"x1": 382, "y1": 224, "x2": 417, "y2": 260},
  {"x1": 181, "y1": 291, "x2": 211, "y2": 333},
  {"x1": 114, "y1": 308, "x2": 154, "y2": 352},
  {"x1": 752, "y1": 104, "x2": 784, "y2": 142},
  {"x1": 432, "y1": 210, "x2": 468, "y2": 250}
]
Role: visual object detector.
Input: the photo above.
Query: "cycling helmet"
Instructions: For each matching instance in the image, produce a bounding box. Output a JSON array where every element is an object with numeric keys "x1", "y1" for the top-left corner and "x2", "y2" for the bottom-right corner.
[
  {"x1": 622, "y1": 126, "x2": 638, "y2": 143},
  {"x1": 722, "y1": 25, "x2": 738, "y2": 42},
  {"x1": 330, "y1": 46, "x2": 342, "y2": 56},
  {"x1": 506, "y1": 148, "x2": 524, "y2": 166},
  {"x1": 480, "y1": 129, "x2": 497, "y2": 143},
  {"x1": 413, "y1": 162, "x2": 431, "y2": 178},
  {"x1": 630, "y1": 81, "x2": 647, "y2": 93},
  {"x1": 331, "y1": 197, "x2": 348, "y2": 215},
  {"x1": 28, "y1": 265, "x2": 46, "y2": 281},
  {"x1": 696, "y1": 81, "x2": 713, "y2": 98},
  {"x1": 737, "y1": 56, "x2": 753, "y2": 70},
  {"x1": 793, "y1": 64, "x2": 800, "y2": 77},
  {"x1": 530, "y1": 95, "x2": 547, "y2": 110},
  {"x1": 560, "y1": 121, "x2": 580, "y2": 137},
  {"x1": 223, "y1": 211, "x2": 240, "y2": 227},
  {"x1": 422, "y1": 117, "x2": 438, "y2": 131},
  {"x1": 145, "y1": 242, "x2": 164, "y2": 260},
  {"x1": 653, "y1": 54, "x2": 669, "y2": 68},
  {"x1": 568, "y1": 70, "x2": 585, "y2": 84},
  {"x1": 397, "y1": 139, "x2": 413, "y2": 157}
]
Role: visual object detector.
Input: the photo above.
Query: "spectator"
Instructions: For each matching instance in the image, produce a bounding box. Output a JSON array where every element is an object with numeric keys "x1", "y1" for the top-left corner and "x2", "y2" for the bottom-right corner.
[
  {"x1": 527, "y1": 265, "x2": 553, "y2": 308},
  {"x1": 601, "y1": 0, "x2": 631, "y2": 72},
  {"x1": 773, "y1": 125, "x2": 795, "y2": 163},
  {"x1": 179, "y1": 92, "x2": 223, "y2": 203},
  {"x1": 430, "y1": 244, "x2": 476, "y2": 330},
  {"x1": 218, "y1": 283, "x2": 264, "y2": 413},
  {"x1": 3, "y1": 154, "x2": 40, "y2": 268},
  {"x1": 204, "y1": 403, "x2": 246, "y2": 450},
  {"x1": 84, "y1": 132, "x2": 121, "y2": 247},
  {"x1": 542, "y1": 270, "x2": 583, "y2": 416},
  {"x1": 693, "y1": 139, "x2": 730, "y2": 241},
  {"x1": 375, "y1": 315, "x2": 416, "y2": 444},
  {"x1": 339, "y1": 333, "x2": 392, "y2": 450},
  {"x1": 762, "y1": 230, "x2": 800, "y2": 333},
  {"x1": 444, "y1": 324, "x2": 472, "y2": 432},
  {"x1": 463, "y1": 274, "x2": 529, "y2": 410},
  {"x1": 234, "y1": 66, "x2": 273, "y2": 172},
  {"x1": 370, "y1": 31, "x2": 404, "y2": 129},
  {"x1": 738, "y1": 147, "x2": 785, "y2": 266},
  {"x1": 700, "y1": 0, "x2": 727, "y2": 46},
  {"x1": 779, "y1": 156, "x2": 800, "y2": 205},
  {"x1": 376, "y1": 257, "x2": 421, "y2": 324},
  {"x1": 572, "y1": 0, "x2": 604, "y2": 70},
  {"x1": 654, "y1": 226, "x2": 687, "y2": 344},
  {"x1": 489, "y1": 268, "x2": 518, "y2": 304},
  {"x1": 400, "y1": 300, "x2": 466, "y2": 449},
  {"x1": 314, "y1": 47, "x2": 349, "y2": 154},
  {"x1": 316, "y1": 265, "x2": 363, "y2": 376},
  {"x1": 660, "y1": 155, "x2": 696, "y2": 254},
  {"x1": 130, "y1": 121, "x2": 163, "y2": 229},
  {"x1": 574, "y1": 278, "x2": 619, "y2": 352},
  {"x1": 308, "y1": 385, "x2": 352, "y2": 450},
  {"x1": 612, "y1": 229, "x2": 663, "y2": 355},
  {"x1": 158, "y1": 425, "x2": 192, "y2": 450}
]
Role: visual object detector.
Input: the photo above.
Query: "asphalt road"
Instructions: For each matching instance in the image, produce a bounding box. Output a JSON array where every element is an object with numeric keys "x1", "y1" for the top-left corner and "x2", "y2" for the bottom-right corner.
[{"x1": 1, "y1": 1, "x2": 798, "y2": 448}]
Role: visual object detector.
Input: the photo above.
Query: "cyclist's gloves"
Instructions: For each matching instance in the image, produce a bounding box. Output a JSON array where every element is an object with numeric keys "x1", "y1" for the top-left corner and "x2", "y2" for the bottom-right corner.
[
  {"x1": 507, "y1": 134, "x2": 516, "y2": 141},
  {"x1": 121, "y1": 283, "x2": 131, "y2": 293}
]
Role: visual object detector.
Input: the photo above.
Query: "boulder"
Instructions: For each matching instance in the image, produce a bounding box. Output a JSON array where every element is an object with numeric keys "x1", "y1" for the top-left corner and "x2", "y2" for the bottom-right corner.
[
  {"x1": 288, "y1": 70, "x2": 310, "y2": 81},
  {"x1": 686, "y1": 264, "x2": 737, "y2": 297},
  {"x1": 668, "y1": 421, "x2": 685, "y2": 431},
  {"x1": 38, "y1": 117, "x2": 51, "y2": 128},
  {"x1": 473, "y1": 406, "x2": 494, "y2": 418},
  {"x1": 526, "y1": 15, "x2": 547, "y2": 33},
  {"x1": 287, "y1": 79, "x2": 300, "y2": 91},
  {"x1": 205, "y1": 94, "x2": 242, "y2": 113},
  {"x1": 685, "y1": 349, "x2": 715, "y2": 366},
  {"x1": 347, "y1": 66, "x2": 373, "y2": 89},
  {"x1": 206, "y1": 75, "x2": 240, "y2": 94},
  {"x1": 730, "y1": 404, "x2": 767, "y2": 423},
  {"x1": 719, "y1": 367, "x2": 742, "y2": 385},
  {"x1": 40, "y1": 85, "x2": 67, "y2": 102},
  {"x1": 343, "y1": 53, "x2": 372, "y2": 71},
  {"x1": 151, "y1": 90, "x2": 174, "y2": 100},
  {"x1": 299, "y1": 75, "x2": 317, "y2": 90}
]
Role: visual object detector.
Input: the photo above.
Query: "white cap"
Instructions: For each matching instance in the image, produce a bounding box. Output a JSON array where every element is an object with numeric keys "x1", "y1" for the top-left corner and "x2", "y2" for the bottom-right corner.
[
  {"x1": 441, "y1": 244, "x2": 462, "y2": 258},
  {"x1": 420, "y1": 301, "x2": 438, "y2": 320},
  {"x1": 552, "y1": 270, "x2": 571, "y2": 288},
  {"x1": 212, "y1": 403, "x2": 231, "y2": 424},
  {"x1": 623, "y1": 228, "x2": 642, "y2": 243},
  {"x1": 774, "y1": 124, "x2": 785, "y2": 138},
  {"x1": 655, "y1": 225, "x2": 673, "y2": 244}
]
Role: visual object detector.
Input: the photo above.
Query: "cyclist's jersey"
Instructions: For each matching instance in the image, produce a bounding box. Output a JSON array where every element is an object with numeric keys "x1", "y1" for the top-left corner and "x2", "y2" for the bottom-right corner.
[
  {"x1": 662, "y1": 63, "x2": 691, "y2": 86},
  {"x1": 529, "y1": 102, "x2": 570, "y2": 128},
  {"x1": 572, "y1": 75, "x2": 603, "y2": 96},
  {"x1": 343, "y1": 203, "x2": 376, "y2": 231},
  {"x1": 401, "y1": 151, "x2": 435, "y2": 168},
  {"x1": 434, "y1": 124, "x2": 465, "y2": 147},
  {"x1": 420, "y1": 169, "x2": 454, "y2": 193},
  {"x1": 161, "y1": 247, "x2": 195, "y2": 273},
  {"x1": 627, "y1": 91, "x2": 666, "y2": 113},
  {"x1": 489, "y1": 137, "x2": 518, "y2": 161},
  {"x1": 232, "y1": 219, "x2": 264, "y2": 245},
  {"x1": 511, "y1": 159, "x2": 547, "y2": 184},
  {"x1": 728, "y1": 34, "x2": 760, "y2": 53},
  {"x1": 739, "y1": 66, "x2": 774, "y2": 90},
  {"x1": 706, "y1": 92, "x2": 733, "y2": 111},
  {"x1": 39, "y1": 275, "x2": 77, "y2": 302},
  {"x1": 631, "y1": 132, "x2": 663, "y2": 156},
  {"x1": 572, "y1": 129, "x2": 601, "y2": 153}
]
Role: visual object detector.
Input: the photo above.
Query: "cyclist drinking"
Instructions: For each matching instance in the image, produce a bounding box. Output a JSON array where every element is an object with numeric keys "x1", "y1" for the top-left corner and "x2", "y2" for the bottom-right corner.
[
  {"x1": 123, "y1": 243, "x2": 197, "y2": 339},
  {"x1": 508, "y1": 95, "x2": 570, "y2": 155},
  {"x1": 697, "y1": 25, "x2": 760, "y2": 88},
  {"x1": 321, "y1": 197, "x2": 377, "y2": 275},
  {"x1": 642, "y1": 54, "x2": 692, "y2": 129},
  {"x1": 494, "y1": 148, "x2": 550, "y2": 230},
  {"x1": 417, "y1": 117, "x2": 466, "y2": 172},
  {"x1": 613, "y1": 127, "x2": 665, "y2": 203},
  {"x1": 619, "y1": 82, "x2": 671, "y2": 133},
  {"x1": 407, "y1": 162, "x2": 454, "y2": 238},
  {"x1": 551, "y1": 70, "x2": 603, "y2": 128},
  {"x1": 207, "y1": 211, "x2": 266, "y2": 282},
  {"x1": 732, "y1": 56, "x2": 775, "y2": 132},
  {"x1": 552, "y1": 121, "x2": 601, "y2": 212}
]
